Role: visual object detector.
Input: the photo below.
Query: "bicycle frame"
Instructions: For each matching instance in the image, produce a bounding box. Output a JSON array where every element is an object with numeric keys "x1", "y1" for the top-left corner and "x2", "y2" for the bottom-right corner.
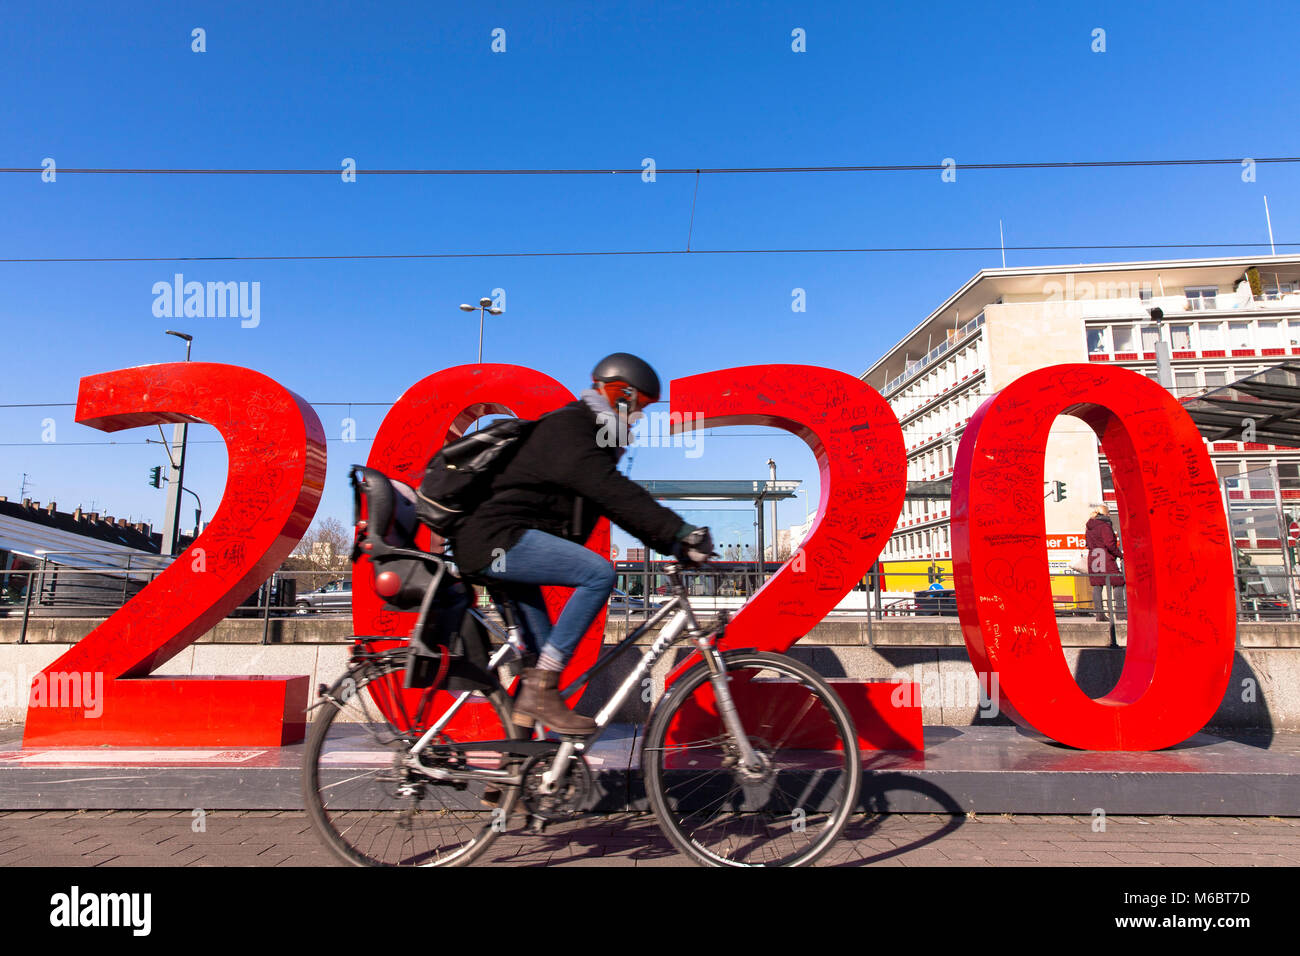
[{"x1": 402, "y1": 562, "x2": 763, "y2": 791}]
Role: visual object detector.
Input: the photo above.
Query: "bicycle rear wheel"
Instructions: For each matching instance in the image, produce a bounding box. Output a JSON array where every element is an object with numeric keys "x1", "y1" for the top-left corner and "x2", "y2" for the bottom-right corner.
[
  {"x1": 642, "y1": 650, "x2": 860, "y2": 867},
  {"x1": 302, "y1": 653, "x2": 524, "y2": 867}
]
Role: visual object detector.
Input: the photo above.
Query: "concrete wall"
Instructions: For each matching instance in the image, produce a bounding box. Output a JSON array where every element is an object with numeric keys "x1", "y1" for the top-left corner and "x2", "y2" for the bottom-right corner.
[{"x1": 2, "y1": 617, "x2": 1297, "y2": 731}]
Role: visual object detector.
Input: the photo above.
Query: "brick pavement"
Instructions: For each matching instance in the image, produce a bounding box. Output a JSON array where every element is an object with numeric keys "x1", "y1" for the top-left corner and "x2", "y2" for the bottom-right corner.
[{"x1": 1, "y1": 811, "x2": 1298, "y2": 866}]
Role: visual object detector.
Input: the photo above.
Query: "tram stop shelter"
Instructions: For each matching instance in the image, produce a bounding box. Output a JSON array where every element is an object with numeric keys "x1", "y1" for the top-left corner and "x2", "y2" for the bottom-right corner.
[
  {"x1": 1181, "y1": 361, "x2": 1300, "y2": 447},
  {"x1": 1182, "y1": 361, "x2": 1300, "y2": 619},
  {"x1": 634, "y1": 479, "x2": 801, "y2": 562}
]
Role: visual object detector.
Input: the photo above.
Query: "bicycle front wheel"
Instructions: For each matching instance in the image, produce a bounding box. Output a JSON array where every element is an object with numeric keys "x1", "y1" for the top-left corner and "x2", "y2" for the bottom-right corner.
[
  {"x1": 642, "y1": 650, "x2": 861, "y2": 867},
  {"x1": 302, "y1": 654, "x2": 524, "y2": 867}
]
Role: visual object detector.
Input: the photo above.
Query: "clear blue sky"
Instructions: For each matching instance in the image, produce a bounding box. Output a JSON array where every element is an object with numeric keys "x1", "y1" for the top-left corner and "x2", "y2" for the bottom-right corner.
[{"x1": 2, "y1": 0, "x2": 1297, "y2": 555}]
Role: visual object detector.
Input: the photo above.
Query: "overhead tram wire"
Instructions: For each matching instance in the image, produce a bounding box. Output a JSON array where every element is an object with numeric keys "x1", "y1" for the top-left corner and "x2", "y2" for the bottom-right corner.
[
  {"x1": 2, "y1": 156, "x2": 1300, "y2": 176},
  {"x1": 1, "y1": 240, "x2": 1296, "y2": 265}
]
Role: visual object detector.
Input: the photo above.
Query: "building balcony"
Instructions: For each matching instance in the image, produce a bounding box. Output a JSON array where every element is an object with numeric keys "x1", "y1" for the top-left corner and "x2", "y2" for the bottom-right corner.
[
  {"x1": 1076, "y1": 290, "x2": 1267, "y2": 320},
  {"x1": 882, "y1": 313, "x2": 985, "y2": 397},
  {"x1": 1089, "y1": 345, "x2": 1300, "y2": 363}
]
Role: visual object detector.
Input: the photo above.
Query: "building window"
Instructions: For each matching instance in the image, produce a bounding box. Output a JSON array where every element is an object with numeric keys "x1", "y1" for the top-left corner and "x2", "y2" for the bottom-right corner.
[
  {"x1": 1263, "y1": 281, "x2": 1298, "y2": 300},
  {"x1": 1174, "y1": 370, "x2": 1198, "y2": 395},
  {"x1": 1186, "y1": 286, "x2": 1218, "y2": 311},
  {"x1": 1141, "y1": 326, "x2": 1161, "y2": 352},
  {"x1": 1280, "y1": 464, "x2": 1300, "y2": 492},
  {"x1": 1170, "y1": 325, "x2": 1192, "y2": 350},
  {"x1": 1215, "y1": 460, "x2": 1239, "y2": 482},
  {"x1": 1229, "y1": 322, "x2": 1251, "y2": 349},
  {"x1": 1204, "y1": 370, "x2": 1227, "y2": 390},
  {"x1": 1258, "y1": 320, "x2": 1282, "y2": 349},
  {"x1": 1199, "y1": 322, "x2": 1223, "y2": 350},
  {"x1": 1087, "y1": 328, "x2": 1108, "y2": 353},
  {"x1": 1113, "y1": 326, "x2": 1136, "y2": 352}
]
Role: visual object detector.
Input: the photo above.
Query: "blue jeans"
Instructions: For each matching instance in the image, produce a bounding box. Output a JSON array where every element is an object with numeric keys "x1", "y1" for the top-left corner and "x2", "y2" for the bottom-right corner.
[{"x1": 478, "y1": 530, "x2": 616, "y2": 664}]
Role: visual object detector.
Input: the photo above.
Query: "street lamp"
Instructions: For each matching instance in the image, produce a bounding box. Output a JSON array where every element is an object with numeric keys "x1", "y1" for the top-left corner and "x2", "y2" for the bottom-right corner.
[
  {"x1": 766, "y1": 458, "x2": 778, "y2": 560},
  {"x1": 165, "y1": 329, "x2": 192, "y2": 361},
  {"x1": 161, "y1": 331, "x2": 192, "y2": 555},
  {"x1": 1148, "y1": 307, "x2": 1174, "y2": 390},
  {"x1": 459, "y1": 297, "x2": 504, "y2": 364}
]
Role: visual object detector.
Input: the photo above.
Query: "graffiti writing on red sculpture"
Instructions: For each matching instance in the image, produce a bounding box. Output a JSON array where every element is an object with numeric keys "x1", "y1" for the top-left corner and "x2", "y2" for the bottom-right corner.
[
  {"x1": 951, "y1": 364, "x2": 1234, "y2": 751},
  {"x1": 666, "y1": 365, "x2": 906, "y2": 668},
  {"x1": 23, "y1": 363, "x2": 326, "y2": 747}
]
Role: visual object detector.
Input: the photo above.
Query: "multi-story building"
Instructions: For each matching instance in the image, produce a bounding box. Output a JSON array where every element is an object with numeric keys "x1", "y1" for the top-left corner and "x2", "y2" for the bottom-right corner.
[{"x1": 860, "y1": 255, "x2": 1300, "y2": 599}]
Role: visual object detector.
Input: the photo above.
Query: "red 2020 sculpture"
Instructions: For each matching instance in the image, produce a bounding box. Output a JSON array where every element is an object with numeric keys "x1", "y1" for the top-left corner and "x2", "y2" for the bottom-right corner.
[
  {"x1": 23, "y1": 359, "x2": 1239, "y2": 751},
  {"x1": 951, "y1": 365, "x2": 1235, "y2": 750},
  {"x1": 23, "y1": 363, "x2": 326, "y2": 746}
]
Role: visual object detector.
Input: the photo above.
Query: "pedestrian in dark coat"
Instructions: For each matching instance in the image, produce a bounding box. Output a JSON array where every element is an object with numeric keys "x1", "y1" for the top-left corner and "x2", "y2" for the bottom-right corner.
[{"x1": 1085, "y1": 505, "x2": 1124, "y2": 621}]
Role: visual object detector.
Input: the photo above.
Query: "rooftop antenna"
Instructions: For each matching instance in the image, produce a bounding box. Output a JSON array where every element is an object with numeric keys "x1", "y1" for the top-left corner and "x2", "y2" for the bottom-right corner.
[
  {"x1": 19, "y1": 473, "x2": 30, "y2": 499},
  {"x1": 999, "y1": 219, "x2": 1006, "y2": 268},
  {"x1": 1265, "y1": 195, "x2": 1276, "y2": 256}
]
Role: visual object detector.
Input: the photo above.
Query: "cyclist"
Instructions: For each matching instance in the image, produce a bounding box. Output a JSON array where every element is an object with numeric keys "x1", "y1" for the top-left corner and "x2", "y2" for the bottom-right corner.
[{"x1": 451, "y1": 352, "x2": 713, "y2": 735}]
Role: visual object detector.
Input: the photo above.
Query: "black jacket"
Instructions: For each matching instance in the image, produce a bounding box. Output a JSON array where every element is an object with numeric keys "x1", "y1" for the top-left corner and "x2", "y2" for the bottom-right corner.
[{"x1": 450, "y1": 401, "x2": 685, "y2": 573}]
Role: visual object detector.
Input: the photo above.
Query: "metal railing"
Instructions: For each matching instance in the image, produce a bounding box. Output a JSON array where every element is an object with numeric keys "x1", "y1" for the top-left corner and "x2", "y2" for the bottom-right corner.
[
  {"x1": 3, "y1": 554, "x2": 1293, "y2": 648},
  {"x1": 0, "y1": 562, "x2": 353, "y2": 644}
]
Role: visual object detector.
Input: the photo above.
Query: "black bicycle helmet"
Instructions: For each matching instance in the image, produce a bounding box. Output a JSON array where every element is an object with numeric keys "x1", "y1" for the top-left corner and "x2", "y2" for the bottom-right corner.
[{"x1": 592, "y1": 352, "x2": 661, "y2": 403}]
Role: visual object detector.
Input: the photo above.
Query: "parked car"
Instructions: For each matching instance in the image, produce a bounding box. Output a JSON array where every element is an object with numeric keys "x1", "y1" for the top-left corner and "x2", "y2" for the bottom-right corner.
[
  {"x1": 608, "y1": 588, "x2": 663, "y2": 615},
  {"x1": 296, "y1": 579, "x2": 352, "y2": 613}
]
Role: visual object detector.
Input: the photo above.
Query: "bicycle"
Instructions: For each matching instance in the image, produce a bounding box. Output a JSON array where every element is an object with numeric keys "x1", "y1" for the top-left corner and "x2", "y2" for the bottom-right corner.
[{"x1": 301, "y1": 466, "x2": 861, "y2": 867}]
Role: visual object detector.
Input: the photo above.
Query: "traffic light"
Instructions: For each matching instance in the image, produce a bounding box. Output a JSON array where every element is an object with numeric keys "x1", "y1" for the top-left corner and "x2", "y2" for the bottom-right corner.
[
  {"x1": 1054, "y1": 480, "x2": 1067, "y2": 502},
  {"x1": 149, "y1": 465, "x2": 163, "y2": 488}
]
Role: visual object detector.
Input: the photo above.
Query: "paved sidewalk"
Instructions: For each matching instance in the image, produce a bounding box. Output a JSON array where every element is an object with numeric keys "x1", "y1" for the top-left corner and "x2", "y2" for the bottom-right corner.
[{"x1": 1, "y1": 810, "x2": 1298, "y2": 867}]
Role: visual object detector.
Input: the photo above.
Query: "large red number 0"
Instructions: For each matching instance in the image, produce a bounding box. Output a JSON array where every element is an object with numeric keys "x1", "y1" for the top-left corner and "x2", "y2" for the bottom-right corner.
[
  {"x1": 23, "y1": 363, "x2": 327, "y2": 747},
  {"x1": 952, "y1": 364, "x2": 1235, "y2": 750},
  {"x1": 355, "y1": 365, "x2": 611, "y2": 731}
]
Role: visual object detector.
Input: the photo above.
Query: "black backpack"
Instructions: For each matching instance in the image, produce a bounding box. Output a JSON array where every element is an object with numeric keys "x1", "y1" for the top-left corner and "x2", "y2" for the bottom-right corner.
[{"x1": 414, "y1": 417, "x2": 538, "y2": 537}]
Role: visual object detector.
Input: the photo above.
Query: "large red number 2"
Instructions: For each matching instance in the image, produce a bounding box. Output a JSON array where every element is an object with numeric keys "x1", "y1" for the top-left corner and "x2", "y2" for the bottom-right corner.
[
  {"x1": 668, "y1": 365, "x2": 906, "y2": 657},
  {"x1": 952, "y1": 364, "x2": 1235, "y2": 750},
  {"x1": 664, "y1": 366, "x2": 920, "y2": 749},
  {"x1": 354, "y1": 364, "x2": 611, "y2": 734},
  {"x1": 23, "y1": 363, "x2": 327, "y2": 747}
]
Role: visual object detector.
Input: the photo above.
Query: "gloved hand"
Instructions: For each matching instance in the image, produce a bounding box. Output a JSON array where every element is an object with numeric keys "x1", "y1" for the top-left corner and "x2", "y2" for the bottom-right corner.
[{"x1": 673, "y1": 526, "x2": 716, "y2": 566}]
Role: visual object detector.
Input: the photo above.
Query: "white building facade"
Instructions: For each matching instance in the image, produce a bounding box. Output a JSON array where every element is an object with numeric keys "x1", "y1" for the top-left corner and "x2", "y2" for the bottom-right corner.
[{"x1": 861, "y1": 256, "x2": 1300, "y2": 569}]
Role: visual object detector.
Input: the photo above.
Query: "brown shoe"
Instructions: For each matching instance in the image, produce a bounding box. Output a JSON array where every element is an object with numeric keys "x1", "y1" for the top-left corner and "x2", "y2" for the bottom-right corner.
[
  {"x1": 513, "y1": 667, "x2": 596, "y2": 736},
  {"x1": 1095, "y1": 613, "x2": 1109, "y2": 622}
]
